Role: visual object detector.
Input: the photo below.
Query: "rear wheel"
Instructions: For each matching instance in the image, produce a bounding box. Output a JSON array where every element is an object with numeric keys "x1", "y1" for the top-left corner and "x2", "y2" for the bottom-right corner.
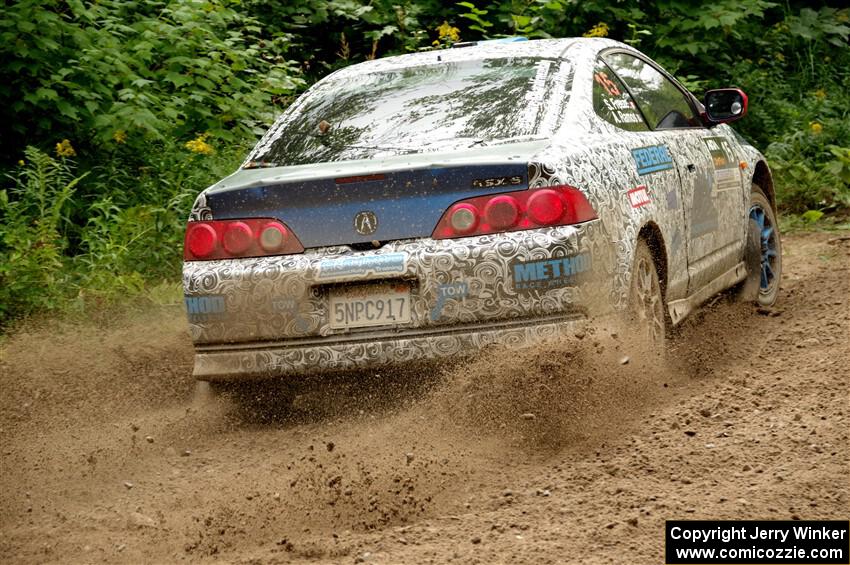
[
  {"x1": 629, "y1": 239, "x2": 667, "y2": 348},
  {"x1": 748, "y1": 186, "x2": 782, "y2": 306}
]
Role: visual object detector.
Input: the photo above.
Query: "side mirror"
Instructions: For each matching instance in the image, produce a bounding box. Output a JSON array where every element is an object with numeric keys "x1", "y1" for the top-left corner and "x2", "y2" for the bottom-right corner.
[{"x1": 703, "y1": 88, "x2": 748, "y2": 124}]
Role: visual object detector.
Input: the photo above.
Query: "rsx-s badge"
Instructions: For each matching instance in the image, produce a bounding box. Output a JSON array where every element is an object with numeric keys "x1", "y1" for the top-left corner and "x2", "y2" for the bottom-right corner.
[{"x1": 354, "y1": 211, "x2": 378, "y2": 235}]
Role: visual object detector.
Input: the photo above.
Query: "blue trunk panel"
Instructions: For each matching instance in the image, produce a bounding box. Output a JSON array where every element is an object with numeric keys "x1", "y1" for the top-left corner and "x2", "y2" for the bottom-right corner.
[{"x1": 207, "y1": 164, "x2": 528, "y2": 248}]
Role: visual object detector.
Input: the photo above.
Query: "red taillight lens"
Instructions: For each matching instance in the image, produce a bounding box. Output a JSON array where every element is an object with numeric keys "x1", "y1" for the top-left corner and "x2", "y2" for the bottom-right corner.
[
  {"x1": 448, "y1": 203, "x2": 480, "y2": 234},
  {"x1": 184, "y1": 218, "x2": 303, "y2": 261},
  {"x1": 186, "y1": 223, "x2": 218, "y2": 258},
  {"x1": 259, "y1": 223, "x2": 288, "y2": 252},
  {"x1": 484, "y1": 195, "x2": 520, "y2": 229},
  {"x1": 222, "y1": 222, "x2": 253, "y2": 255},
  {"x1": 432, "y1": 185, "x2": 597, "y2": 240},
  {"x1": 527, "y1": 189, "x2": 564, "y2": 225}
]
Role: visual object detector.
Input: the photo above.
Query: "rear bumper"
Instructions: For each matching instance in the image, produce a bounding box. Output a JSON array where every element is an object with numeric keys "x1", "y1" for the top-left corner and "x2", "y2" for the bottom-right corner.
[{"x1": 193, "y1": 313, "x2": 585, "y2": 381}]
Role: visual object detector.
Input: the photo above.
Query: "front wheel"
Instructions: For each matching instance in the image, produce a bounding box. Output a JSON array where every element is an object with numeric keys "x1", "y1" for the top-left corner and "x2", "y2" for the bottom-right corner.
[{"x1": 748, "y1": 186, "x2": 782, "y2": 306}]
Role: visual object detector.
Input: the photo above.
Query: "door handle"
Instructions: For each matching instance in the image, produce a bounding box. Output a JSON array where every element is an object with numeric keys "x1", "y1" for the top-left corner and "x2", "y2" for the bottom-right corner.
[{"x1": 686, "y1": 163, "x2": 696, "y2": 173}]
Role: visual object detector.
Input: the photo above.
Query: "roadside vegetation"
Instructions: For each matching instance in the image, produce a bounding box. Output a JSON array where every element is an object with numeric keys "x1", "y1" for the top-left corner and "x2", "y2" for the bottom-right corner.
[{"x1": 2, "y1": 0, "x2": 849, "y2": 326}]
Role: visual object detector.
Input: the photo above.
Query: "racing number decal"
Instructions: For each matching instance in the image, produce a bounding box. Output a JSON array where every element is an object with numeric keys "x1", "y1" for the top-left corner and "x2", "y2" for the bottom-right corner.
[
  {"x1": 702, "y1": 136, "x2": 742, "y2": 192},
  {"x1": 594, "y1": 71, "x2": 621, "y2": 96},
  {"x1": 593, "y1": 64, "x2": 647, "y2": 131}
]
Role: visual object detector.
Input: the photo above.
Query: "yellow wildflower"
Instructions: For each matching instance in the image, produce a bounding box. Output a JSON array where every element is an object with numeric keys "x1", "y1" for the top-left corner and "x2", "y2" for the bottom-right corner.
[
  {"x1": 814, "y1": 89, "x2": 827, "y2": 100},
  {"x1": 55, "y1": 139, "x2": 76, "y2": 158},
  {"x1": 810, "y1": 122, "x2": 823, "y2": 135},
  {"x1": 18, "y1": 159, "x2": 25, "y2": 166},
  {"x1": 436, "y1": 21, "x2": 460, "y2": 42},
  {"x1": 185, "y1": 133, "x2": 214, "y2": 155},
  {"x1": 583, "y1": 22, "x2": 609, "y2": 38},
  {"x1": 113, "y1": 130, "x2": 128, "y2": 144}
]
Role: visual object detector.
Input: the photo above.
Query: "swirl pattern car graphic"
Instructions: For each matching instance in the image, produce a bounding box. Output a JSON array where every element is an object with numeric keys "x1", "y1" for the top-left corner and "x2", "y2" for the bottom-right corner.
[{"x1": 182, "y1": 37, "x2": 779, "y2": 380}]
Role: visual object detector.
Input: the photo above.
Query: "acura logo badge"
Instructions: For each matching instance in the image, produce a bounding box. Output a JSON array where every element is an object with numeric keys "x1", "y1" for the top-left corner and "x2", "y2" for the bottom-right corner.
[{"x1": 354, "y1": 211, "x2": 378, "y2": 235}]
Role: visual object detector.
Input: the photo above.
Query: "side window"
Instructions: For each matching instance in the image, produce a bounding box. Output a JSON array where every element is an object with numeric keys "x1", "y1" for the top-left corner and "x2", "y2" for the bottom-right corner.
[
  {"x1": 592, "y1": 60, "x2": 648, "y2": 132},
  {"x1": 603, "y1": 52, "x2": 699, "y2": 130}
]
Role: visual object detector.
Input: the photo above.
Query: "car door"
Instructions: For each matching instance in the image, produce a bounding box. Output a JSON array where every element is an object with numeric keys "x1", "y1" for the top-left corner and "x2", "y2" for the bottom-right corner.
[
  {"x1": 602, "y1": 51, "x2": 746, "y2": 295},
  {"x1": 589, "y1": 57, "x2": 690, "y2": 303}
]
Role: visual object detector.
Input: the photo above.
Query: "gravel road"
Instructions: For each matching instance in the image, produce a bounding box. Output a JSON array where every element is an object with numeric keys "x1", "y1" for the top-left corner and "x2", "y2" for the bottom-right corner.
[{"x1": 1, "y1": 232, "x2": 847, "y2": 564}]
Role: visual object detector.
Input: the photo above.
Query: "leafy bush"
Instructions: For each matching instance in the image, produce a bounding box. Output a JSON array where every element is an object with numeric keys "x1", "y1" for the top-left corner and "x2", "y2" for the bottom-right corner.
[
  {"x1": 71, "y1": 137, "x2": 248, "y2": 299},
  {"x1": 0, "y1": 148, "x2": 85, "y2": 320},
  {"x1": 0, "y1": 141, "x2": 245, "y2": 325},
  {"x1": 0, "y1": 0, "x2": 304, "y2": 161}
]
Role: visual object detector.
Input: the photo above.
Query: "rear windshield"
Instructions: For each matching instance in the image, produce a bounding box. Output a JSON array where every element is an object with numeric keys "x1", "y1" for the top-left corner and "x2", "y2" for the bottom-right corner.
[{"x1": 245, "y1": 57, "x2": 572, "y2": 167}]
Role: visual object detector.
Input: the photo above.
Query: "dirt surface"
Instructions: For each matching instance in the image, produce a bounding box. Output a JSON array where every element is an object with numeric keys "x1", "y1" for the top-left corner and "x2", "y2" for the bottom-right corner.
[{"x1": 1, "y1": 232, "x2": 848, "y2": 564}]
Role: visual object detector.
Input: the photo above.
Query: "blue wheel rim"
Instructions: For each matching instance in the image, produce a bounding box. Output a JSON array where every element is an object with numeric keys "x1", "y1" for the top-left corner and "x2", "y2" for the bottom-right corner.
[{"x1": 749, "y1": 204, "x2": 779, "y2": 293}]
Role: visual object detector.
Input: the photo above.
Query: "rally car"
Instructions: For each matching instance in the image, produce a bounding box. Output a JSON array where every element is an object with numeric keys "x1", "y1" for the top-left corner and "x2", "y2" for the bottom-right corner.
[{"x1": 182, "y1": 37, "x2": 781, "y2": 383}]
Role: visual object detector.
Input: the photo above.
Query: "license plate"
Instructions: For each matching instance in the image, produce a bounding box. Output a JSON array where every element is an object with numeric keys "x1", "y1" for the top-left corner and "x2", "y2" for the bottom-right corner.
[{"x1": 328, "y1": 283, "x2": 411, "y2": 329}]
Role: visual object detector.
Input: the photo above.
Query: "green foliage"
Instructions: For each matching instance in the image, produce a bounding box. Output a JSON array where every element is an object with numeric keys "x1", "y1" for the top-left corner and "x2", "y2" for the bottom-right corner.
[
  {"x1": 0, "y1": 141, "x2": 244, "y2": 325},
  {"x1": 0, "y1": 0, "x2": 304, "y2": 158},
  {"x1": 245, "y1": 0, "x2": 441, "y2": 76},
  {"x1": 0, "y1": 148, "x2": 85, "y2": 319}
]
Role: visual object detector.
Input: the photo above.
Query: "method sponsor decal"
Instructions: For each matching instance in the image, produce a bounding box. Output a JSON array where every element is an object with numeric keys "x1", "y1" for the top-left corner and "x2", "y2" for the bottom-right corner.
[
  {"x1": 702, "y1": 136, "x2": 741, "y2": 191},
  {"x1": 184, "y1": 295, "x2": 226, "y2": 321},
  {"x1": 627, "y1": 185, "x2": 651, "y2": 208},
  {"x1": 511, "y1": 253, "x2": 591, "y2": 292},
  {"x1": 430, "y1": 281, "x2": 469, "y2": 321},
  {"x1": 632, "y1": 144, "x2": 674, "y2": 175},
  {"x1": 317, "y1": 253, "x2": 407, "y2": 280}
]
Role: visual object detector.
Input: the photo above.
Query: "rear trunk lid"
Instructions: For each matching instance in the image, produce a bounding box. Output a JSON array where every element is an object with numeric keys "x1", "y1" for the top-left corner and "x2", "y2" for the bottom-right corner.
[{"x1": 201, "y1": 140, "x2": 548, "y2": 248}]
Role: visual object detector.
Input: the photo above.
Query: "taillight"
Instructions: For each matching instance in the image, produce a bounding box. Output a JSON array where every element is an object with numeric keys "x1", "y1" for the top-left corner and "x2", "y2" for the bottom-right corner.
[
  {"x1": 432, "y1": 185, "x2": 597, "y2": 239},
  {"x1": 222, "y1": 221, "x2": 253, "y2": 255},
  {"x1": 183, "y1": 219, "x2": 304, "y2": 261},
  {"x1": 527, "y1": 190, "x2": 564, "y2": 225},
  {"x1": 258, "y1": 222, "x2": 289, "y2": 252},
  {"x1": 484, "y1": 195, "x2": 520, "y2": 229},
  {"x1": 186, "y1": 223, "x2": 218, "y2": 258},
  {"x1": 448, "y1": 203, "x2": 479, "y2": 234}
]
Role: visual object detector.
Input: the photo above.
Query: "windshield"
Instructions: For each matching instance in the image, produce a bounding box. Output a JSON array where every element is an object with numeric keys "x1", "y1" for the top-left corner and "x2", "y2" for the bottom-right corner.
[{"x1": 245, "y1": 57, "x2": 573, "y2": 167}]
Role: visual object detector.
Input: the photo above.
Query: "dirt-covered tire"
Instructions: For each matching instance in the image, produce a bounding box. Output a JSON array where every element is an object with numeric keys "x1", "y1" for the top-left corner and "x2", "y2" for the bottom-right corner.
[
  {"x1": 748, "y1": 186, "x2": 782, "y2": 306},
  {"x1": 736, "y1": 217, "x2": 762, "y2": 303},
  {"x1": 629, "y1": 238, "x2": 667, "y2": 348}
]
